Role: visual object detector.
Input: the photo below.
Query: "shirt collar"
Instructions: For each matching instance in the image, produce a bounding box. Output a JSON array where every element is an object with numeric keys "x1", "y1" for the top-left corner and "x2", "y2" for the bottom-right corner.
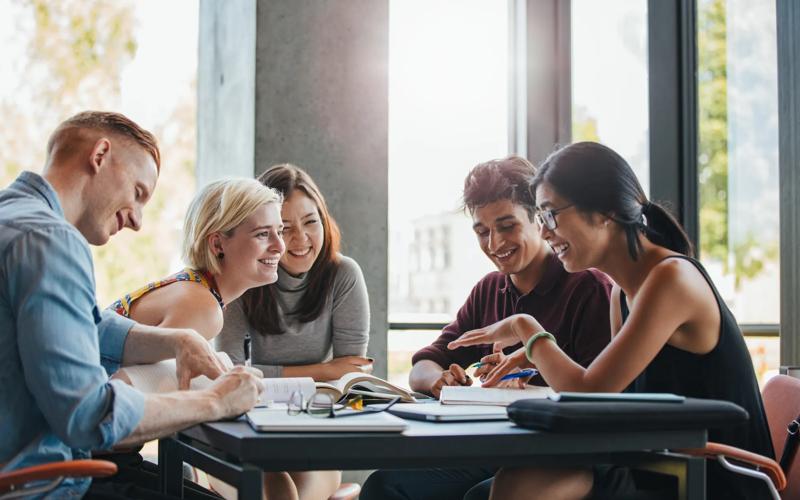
[
  {"x1": 500, "y1": 252, "x2": 565, "y2": 297},
  {"x1": 12, "y1": 171, "x2": 65, "y2": 218}
]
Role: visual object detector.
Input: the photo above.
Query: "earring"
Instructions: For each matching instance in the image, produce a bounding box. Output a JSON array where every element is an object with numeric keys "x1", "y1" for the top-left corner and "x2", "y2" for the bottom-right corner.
[{"x1": 217, "y1": 252, "x2": 225, "y2": 259}]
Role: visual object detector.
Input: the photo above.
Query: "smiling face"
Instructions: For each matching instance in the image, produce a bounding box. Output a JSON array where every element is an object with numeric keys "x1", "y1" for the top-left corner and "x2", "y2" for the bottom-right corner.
[
  {"x1": 217, "y1": 202, "x2": 285, "y2": 288},
  {"x1": 535, "y1": 181, "x2": 611, "y2": 272},
  {"x1": 279, "y1": 190, "x2": 325, "y2": 276},
  {"x1": 472, "y1": 199, "x2": 547, "y2": 286},
  {"x1": 80, "y1": 140, "x2": 158, "y2": 245}
]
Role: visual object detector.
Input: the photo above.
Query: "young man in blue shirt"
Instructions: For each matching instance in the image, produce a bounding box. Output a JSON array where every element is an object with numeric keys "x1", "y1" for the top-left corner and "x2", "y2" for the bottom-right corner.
[{"x1": 0, "y1": 111, "x2": 263, "y2": 499}]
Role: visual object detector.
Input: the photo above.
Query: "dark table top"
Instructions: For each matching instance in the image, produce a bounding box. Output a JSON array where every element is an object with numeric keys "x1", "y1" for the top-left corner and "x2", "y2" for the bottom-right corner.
[{"x1": 175, "y1": 418, "x2": 708, "y2": 471}]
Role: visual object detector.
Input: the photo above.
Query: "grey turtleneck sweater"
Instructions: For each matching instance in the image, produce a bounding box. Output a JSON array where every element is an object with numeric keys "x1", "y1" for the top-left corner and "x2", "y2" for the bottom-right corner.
[{"x1": 215, "y1": 255, "x2": 370, "y2": 377}]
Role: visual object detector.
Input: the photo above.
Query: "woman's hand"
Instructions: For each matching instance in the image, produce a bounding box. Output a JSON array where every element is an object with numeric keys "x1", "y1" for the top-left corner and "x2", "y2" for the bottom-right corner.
[
  {"x1": 447, "y1": 314, "x2": 544, "y2": 352},
  {"x1": 480, "y1": 347, "x2": 535, "y2": 387},
  {"x1": 473, "y1": 343, "x2": 507, "y2": 381},
  {"x1": 321, "y1": 355, "x2": 374, "y2": 380}
]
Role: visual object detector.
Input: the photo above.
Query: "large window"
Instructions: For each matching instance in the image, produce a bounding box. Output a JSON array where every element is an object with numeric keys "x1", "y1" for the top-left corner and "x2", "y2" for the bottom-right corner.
[
  {"x1": 0, "y1": 0, "x2": 198, "y2": 306},
  {"x1": 696, "y1": 0, "x2": 780, "y2": 381},
  {"x1": 387, "y1": 0, "x2": 511, "y2": 385},
  {"x1": 571, "y1": 0, "x2": 649, "y2": 194}
]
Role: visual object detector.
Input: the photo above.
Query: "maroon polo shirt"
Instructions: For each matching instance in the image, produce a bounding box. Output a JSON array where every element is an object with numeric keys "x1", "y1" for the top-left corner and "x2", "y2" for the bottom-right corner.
[{"x1": 412, "y1": 253, "x2": 613, "y2": 385}]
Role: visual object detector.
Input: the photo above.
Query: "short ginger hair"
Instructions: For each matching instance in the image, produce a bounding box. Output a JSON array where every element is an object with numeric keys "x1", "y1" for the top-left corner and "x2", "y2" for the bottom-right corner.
[{"x1": 46, "y1": 111, "x2": 161, "y2": 170}]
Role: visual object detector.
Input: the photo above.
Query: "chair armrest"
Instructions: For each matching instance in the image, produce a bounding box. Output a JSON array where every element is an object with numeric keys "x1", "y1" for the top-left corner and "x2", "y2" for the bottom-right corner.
[
  {"x1": 678, "y1": 442, "x2": 786, "y2": 491},
  {"x1": 0, "y1": 459, "x2": 118, "y2": 492}
]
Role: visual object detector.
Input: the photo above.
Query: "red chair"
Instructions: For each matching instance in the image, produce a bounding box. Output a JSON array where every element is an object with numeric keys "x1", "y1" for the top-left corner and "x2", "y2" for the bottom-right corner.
[
  {"x1": 680, "y1": 374, "x2": 800, "y2": 500},
  {"x1": 0, "y1": 459, "x2": 117, "y2": 499}
]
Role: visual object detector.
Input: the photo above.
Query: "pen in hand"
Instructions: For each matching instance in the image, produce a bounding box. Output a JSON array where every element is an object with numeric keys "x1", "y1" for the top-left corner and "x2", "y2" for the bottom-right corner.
[
  {"x1": 498, "y1": 368, "x2": 538, "y2": 382},
  {"x1": 243, "y1": 334, "x2": 251, "y2": 368}
]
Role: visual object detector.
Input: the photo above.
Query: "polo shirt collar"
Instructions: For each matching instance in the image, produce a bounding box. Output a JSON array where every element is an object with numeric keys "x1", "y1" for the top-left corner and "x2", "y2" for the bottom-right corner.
[
  {"x1": 500, "y1": 252, "x2": 565, "y2": 297},
  {"x1": 14, "y1": 171, "x2": 65, "y2": 218}
]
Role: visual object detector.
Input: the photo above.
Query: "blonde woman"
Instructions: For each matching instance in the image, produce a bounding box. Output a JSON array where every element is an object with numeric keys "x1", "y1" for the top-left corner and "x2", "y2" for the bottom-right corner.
[
  {"x1": 110, "y1": 178, "x2": 299, "y2": 499},
  {"x1": 109, "y1": 178, "x2": 285, "y2": 341}
]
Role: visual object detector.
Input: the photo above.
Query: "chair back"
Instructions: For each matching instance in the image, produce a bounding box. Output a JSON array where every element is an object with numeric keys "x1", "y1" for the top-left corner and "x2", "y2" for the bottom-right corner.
[{"x1": 762, "y1": 374, "x2": 800, "y2": 499}]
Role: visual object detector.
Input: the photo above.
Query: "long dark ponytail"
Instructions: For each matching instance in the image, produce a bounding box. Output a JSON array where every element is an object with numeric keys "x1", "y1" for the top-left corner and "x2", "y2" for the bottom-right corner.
[{"x1": 533, "y1": 142, "x2": 694, "y2": 260}]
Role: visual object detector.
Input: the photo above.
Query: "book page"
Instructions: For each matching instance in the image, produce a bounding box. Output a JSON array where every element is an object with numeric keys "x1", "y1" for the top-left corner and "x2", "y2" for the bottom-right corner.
[
  {"x1": 440, "y1": 385, "x2": 554, "y2": 406},
  {"x1": 120, "y1": 352, "x2": 233, "y2": 393},
  {"x1": 260, "y1": 377, "x2": 316, "y2": 404},
  {"x1": 326, "y1": 372, "x2": 414, "y2": 400}
]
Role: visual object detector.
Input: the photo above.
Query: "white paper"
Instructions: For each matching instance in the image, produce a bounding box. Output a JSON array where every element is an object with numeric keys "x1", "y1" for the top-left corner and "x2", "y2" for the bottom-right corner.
[
  {"x1": 259, "y1": 377, "x2": 316, "y2": 404},
  {"x1": 440, "y1": 385, "x2": 554, "y2": 406},
  {"x1": 121, "y1": 352, "x2": 234, "y2": 393}
]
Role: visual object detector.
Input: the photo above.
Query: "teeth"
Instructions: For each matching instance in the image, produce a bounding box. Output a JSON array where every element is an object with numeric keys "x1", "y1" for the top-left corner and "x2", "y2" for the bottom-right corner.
[
  {"x1": 289, "y1": 248, "x2": 312, "y2": 257},
  {"x1": 551, "y1": 243, "x2": 570, "y2": 255},
  {"x1": 495, "y1": 249, "x2": 515, "y2": 259},
  {"x1": 258, "y1": 259, "x2": 278, "y2": 266}
]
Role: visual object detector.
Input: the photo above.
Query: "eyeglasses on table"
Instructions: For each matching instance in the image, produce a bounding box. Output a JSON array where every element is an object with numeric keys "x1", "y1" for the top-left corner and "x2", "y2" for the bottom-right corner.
[{"x1": 287, "y1": 390, "x2": 401, "y2": 418}]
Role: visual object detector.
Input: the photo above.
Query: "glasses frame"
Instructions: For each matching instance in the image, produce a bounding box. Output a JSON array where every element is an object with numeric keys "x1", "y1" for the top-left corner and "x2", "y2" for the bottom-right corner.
[
  {"x1": 287, "y1": 390, "x2": 402, "y2": 418},
  {"x1": 535, "y1": 204, "x2": 574, "y2": 231}
]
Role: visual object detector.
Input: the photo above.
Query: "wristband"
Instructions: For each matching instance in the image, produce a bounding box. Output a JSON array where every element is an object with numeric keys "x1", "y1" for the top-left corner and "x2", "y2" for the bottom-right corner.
[{"x1": 524, "y1": 331, "x2": 556, "y2": 362}]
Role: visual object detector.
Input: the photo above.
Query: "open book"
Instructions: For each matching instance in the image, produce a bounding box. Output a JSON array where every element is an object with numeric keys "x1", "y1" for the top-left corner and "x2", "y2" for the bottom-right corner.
[
  {"x1": 316, "y1": 372, "x2": 421, "y2": 403},
  {"x1": 440, "y1": 385, "x2": 555, "y2": 406}
]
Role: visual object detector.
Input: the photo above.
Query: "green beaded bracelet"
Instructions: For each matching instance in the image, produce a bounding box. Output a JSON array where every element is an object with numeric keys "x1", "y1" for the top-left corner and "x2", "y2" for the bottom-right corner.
[{"x1": 524, "y1": 331, "x2": 556, "y2": 362}]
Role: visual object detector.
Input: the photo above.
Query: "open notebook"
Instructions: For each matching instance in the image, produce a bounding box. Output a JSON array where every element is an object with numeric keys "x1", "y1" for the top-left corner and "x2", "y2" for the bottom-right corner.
[{"x1": 440, "y1": 385, "x2": 555, "y2": 406}]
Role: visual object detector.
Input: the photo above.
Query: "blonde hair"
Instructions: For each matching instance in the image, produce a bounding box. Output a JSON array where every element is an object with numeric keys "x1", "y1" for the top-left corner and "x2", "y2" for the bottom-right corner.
[{"x1": 183, "y1": 178, "x2": 282, "y2": 274}]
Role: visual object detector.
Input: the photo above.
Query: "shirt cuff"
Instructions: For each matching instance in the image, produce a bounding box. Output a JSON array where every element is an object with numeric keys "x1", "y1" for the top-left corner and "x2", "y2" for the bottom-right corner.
[
  {"x1": 96, "y1": 379, "x2": 145, "y2": 450},
  {"x1": 98, "y1": 309, "x2": 135, "y2": 375}
]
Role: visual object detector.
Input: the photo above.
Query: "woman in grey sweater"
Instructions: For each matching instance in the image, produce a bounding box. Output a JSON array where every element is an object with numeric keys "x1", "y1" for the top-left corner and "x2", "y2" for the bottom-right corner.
[{"x1": 216, "y1": 163, "x2": 371, "y2": 500}]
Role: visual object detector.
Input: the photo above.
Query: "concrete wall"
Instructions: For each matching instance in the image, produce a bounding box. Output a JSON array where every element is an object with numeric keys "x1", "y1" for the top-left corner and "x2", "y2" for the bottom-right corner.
[
  {"x1": 197, "y1": 0, "x2": 257, "y2": 186},
  {"x1": 198, "y1": 0, "x2": 390, "y2": 378}
]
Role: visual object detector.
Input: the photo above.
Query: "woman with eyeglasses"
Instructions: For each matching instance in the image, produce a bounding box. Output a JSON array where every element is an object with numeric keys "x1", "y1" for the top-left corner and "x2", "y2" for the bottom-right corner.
[
  {"x1": 216, "y1": 163, "x2": 371, "y2": 500},
  {"x1": 448, "y1": 142, "x2": 773, "y2": 500}
]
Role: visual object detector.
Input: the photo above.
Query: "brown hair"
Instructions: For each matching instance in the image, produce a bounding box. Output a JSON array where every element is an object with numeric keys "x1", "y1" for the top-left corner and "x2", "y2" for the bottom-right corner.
[
  {"x1": 47, "y1": 111, "x2": 161, "y2": 170},
  {"x1": 241, "y1": 164, "x2": 342, "y2": 335},
  {"x1": 462, "y1": 155, "x2": 537, "y2": 219}
]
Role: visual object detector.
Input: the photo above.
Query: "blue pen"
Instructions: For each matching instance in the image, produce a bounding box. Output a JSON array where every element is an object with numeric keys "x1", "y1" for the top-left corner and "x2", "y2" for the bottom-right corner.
[{"x1": 498, "y1": 369, "x2": 538, "y2": 381}]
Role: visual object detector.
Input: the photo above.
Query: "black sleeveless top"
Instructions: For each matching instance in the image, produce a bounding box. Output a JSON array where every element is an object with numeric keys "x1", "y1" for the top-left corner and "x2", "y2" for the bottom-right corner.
[{"x1": 621, "y1": 255, "x2": 774, "y2": 499}]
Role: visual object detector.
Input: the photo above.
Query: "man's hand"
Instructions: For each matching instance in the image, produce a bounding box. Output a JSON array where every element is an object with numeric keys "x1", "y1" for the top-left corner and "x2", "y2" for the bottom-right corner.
[
  {"x1": 173, "y1": 329, "x2": 227, "y2": 389},
  {"x1": 430, "y1": 363, "x2": 472, "y2": 399},
  {"x1": 206, "y1": 366, "x2": 265, "y2": 419},
  {"x1": 322, "y1": 356, "x2": 374, "y2": 380}
]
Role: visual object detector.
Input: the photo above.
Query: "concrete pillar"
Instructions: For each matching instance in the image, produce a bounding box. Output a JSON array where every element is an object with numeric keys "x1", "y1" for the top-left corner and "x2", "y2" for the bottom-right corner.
[{"x1": 198, "y1": 0, "x2": 389, "y2": 377}]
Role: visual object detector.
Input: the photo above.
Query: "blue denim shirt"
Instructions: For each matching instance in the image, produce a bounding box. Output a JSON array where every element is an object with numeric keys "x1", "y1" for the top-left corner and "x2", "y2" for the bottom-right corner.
[{"x1": 0, "y1": 172, "x2": 145, "y2": 497}]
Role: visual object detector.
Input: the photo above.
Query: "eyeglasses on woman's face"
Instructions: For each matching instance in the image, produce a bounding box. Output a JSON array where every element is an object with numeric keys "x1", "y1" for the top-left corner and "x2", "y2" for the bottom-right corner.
[
  {"x1": 534, "y1": 204, "x2": 574, "y2": 231},
  {"x1": 287, "y1": 390, "x2": 401, "y2": 418}
]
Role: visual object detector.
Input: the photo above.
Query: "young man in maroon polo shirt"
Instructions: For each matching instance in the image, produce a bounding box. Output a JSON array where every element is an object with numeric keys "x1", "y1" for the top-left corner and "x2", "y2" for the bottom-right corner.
[{"x1": 361, "y1": 156, "x2": 612, "y2": 500}]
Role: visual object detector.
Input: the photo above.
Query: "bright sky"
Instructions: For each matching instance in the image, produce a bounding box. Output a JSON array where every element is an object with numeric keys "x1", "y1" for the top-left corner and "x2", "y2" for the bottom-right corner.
[
  {"x1": 0, "y1": 0, "x2": 198, "y2": 132},
  {"x1": 120, "y1": 1, "x2": 198, "y2": 131}
]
